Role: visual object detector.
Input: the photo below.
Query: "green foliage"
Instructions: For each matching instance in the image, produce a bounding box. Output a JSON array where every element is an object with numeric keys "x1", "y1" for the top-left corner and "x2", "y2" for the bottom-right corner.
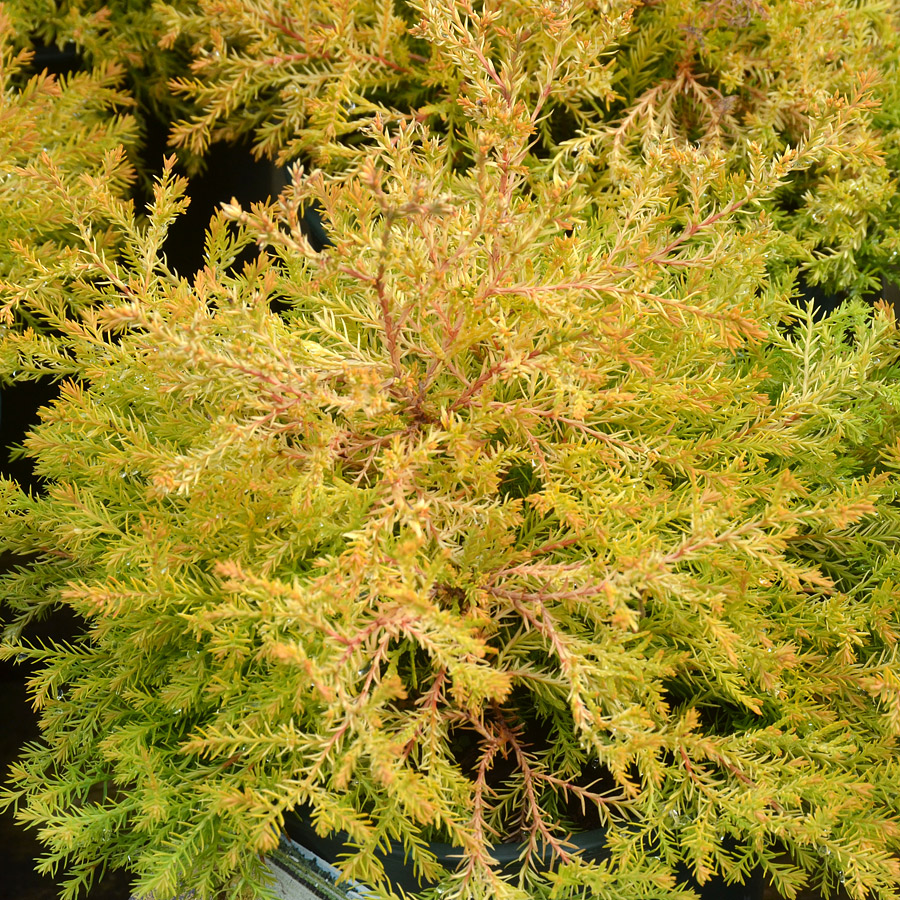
[
  {"x1": 0, "y1": 6, "x2": 137, "y2": 330},
  {"x1": 11, "y1": 0, "x2": 900, "y2": 289},
  {"x1": 588, "y1": 0, "x2": 900, "y2": 294},
  {"x1": 147, "y1": 0, "x2": 900, "y2": 293},
  {"x1": 1, "y1": 3, "x2": 900, "y2": 900},
  {"x1": 6, "y1": 0, "x2": 193, "y2": 120}
]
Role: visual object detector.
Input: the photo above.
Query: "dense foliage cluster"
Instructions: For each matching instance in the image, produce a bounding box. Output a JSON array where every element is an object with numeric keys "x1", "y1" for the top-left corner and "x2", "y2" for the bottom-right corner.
[
  {"x1": 1, "y1": 2, "x2": 900, "y2": 900},
  {"x1": 24, "y1": 0, "x2": 899, "y2": 293},
  {"x1": 12, "y1": 0, "x2": 900, "y2": 291},
  {"x1": 0, "y1": 6, "x2": 136, "y2": 320}
]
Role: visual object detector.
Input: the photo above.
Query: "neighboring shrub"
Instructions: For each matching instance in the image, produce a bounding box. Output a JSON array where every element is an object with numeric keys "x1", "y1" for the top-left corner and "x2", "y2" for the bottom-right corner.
[
  {"x1": 2, "y1": 4, "x2": 900, "y2": 900},
  {"x1": 5, "y1": 0, "x2": 192, "y2": 119},
  {"x1": 586, "y1": 0, "x2": 900, "y2": 295},
  {"x1": 154, "y1": 0, "x2": 900, "y2": 294},
  {"x1": 9, "y1": 0, "x2": 900, "y2": 291},
  {"x1": 0, "y1": 3, "x2": 136, "y2": 330}
]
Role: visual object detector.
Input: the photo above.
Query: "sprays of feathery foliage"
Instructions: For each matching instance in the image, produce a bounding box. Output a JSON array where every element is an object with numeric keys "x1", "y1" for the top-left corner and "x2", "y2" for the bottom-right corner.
[
  {"x1": 0, "y1": 4, "x2": 136, "y2": 330},
  {"x1": 154, "y1": 0, "x2": 900, "y2": 294},
  {"x1": 11, "y1": 0, "x2": 900, "y2": 291},
  {"x1": 1, "y1": 3, "x2": 900, "y2": 900}
]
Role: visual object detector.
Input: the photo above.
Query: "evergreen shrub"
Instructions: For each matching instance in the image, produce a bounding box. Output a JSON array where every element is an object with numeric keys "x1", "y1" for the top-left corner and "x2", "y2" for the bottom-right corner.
[{"x1": 1, "y1": 3, "x2": 900, "y2": 900}]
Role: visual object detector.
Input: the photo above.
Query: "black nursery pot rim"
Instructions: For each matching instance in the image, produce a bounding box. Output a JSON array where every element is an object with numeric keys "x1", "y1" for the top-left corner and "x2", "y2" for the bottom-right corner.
[
  {"x1": 283, "y1": 807, "x2": 608, "y2": 893},
  {"x1": 282, "y1": 808, "x2": 764, "y2": 899}
]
